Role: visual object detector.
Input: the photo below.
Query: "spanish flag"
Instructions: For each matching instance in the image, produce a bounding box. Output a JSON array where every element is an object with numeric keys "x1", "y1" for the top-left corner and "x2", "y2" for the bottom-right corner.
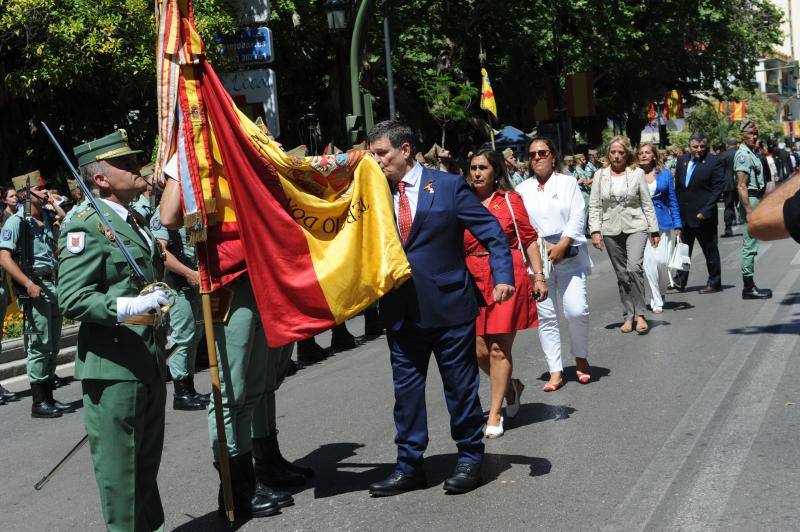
[
  {"x1": 480, "y1": 68, "x2": 498, "y2": 121},
  {"x1": 155, "y1": 0, "x2": 411, "y2": 346},
  {"x1": 729, "y1": 100, "x2": 747, "y2": 121},
  {"x1": 565, "y1": 72, "x2": 596, "y2": 118}
]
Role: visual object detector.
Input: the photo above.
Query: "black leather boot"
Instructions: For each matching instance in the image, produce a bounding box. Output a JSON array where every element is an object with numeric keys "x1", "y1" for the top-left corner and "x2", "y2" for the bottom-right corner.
[
  {"x1": 216, "y1": 453, "x2": 281, "y2": 519},
  {"x1": 742, "y1": 276, "x2": 773, "y2": 300},
  {"x1": 363, "y1": 306, "x2": 383, "y2": 336},
  {"x1": 297, "y1": 338, "x2": 328, "y2": 364},
  {"x1": 330, "y1": 323, "x2": 356, "y2": 351},
  {"x1": 0, "y1": 383, "x2": 17, "y2": 402},
  {"x1": 31, "y1": 383, "x2": 61, "y2": 418},
  {"x1": 254, "y1": 481, "x2": 295, "y2": 509},
  {"x1": 271, "y1": 433, "x2": 315, "y2": 479},
  {"x1": 185, "y1": 376, "x2": 211, "y2": 405},
  {"x1": 252, "y1": 436, "x2": 307, "y2": 488},
  {"x1": 45, "y1": 379, "x2": 74, "y2": 412},
  {"x1": 173, "y1": 379, "x2": 207, "y2": 411}
]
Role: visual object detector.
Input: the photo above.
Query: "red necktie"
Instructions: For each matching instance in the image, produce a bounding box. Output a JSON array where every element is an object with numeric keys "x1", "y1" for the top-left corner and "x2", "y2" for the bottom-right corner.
[{"x1": 397, "y1": 181, "x2": 412, "y2": 244}]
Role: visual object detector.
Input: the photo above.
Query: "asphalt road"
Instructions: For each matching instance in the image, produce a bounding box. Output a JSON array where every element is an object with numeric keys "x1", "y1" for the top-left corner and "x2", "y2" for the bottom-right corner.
[{"x1": 2, "y1": 224, "x2": 800, "y2": 532}]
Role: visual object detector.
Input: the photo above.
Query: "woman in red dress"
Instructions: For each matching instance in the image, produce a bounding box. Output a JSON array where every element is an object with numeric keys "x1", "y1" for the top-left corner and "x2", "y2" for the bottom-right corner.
[{"x1": 464, "y1": 149, "x2": 548, "y2": 439}]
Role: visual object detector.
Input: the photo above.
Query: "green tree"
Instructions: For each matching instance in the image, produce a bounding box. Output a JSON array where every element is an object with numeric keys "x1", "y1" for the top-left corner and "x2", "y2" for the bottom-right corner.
[{"x1": 418, "y1": 74, "x2": 477, "y2": 147}]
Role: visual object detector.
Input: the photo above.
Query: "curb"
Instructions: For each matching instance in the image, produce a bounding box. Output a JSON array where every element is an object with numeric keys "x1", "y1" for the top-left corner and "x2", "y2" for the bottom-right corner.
[{"x1": 0, "y1": 324, "x2": 80, "y2": 381}]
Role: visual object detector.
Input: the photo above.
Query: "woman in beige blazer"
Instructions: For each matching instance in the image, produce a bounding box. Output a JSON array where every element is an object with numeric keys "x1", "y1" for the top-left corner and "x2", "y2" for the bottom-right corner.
[{"x1": 589, "y1": 136, "x2": 660, "y2": 333}]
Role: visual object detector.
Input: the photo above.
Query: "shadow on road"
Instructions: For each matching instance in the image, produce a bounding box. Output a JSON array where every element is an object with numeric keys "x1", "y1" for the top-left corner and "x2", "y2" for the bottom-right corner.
[
  {"x1": 172, "y1": 511, "x2": 249, "y2": 532},
  {"x1": 726, "y1": 321, "x2": 800, "y2": 336},
  {"x1": 779, "y1": 291, "x2": 800, "y2": 306},
  {"x1": 604, "y1": 320, "x2": 670, "y2": 331},
  {"x1": 538, "y1": 365, "x2": 610, "y2": 385}
]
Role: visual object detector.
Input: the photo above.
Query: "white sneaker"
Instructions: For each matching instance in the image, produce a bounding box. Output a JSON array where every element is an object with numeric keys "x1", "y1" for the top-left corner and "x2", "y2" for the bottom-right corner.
[{"x1": 484, "y1": 417, "x2": 504, "y2": 439}]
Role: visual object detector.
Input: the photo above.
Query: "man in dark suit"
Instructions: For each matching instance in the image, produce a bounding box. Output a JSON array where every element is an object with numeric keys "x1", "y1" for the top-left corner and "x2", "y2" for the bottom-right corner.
[
  {"x1": 674, "y1": 133, "x2": 725, "y2": 293},
  {"x1": 366, "y1": 120, "x2": 514, "y2": 496},
  {"x1": 719, "y1": 138, "x2": 740, "y2": 237},
  {"x1": 776, "y1": 142, "x2": 793, "y2": 181}
]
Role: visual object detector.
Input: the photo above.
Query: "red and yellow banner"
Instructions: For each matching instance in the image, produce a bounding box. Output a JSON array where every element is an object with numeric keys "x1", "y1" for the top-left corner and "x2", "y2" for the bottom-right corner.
[
  {"x1": 784, "y1": 120, "x2": 800, "y2": 137},
  {"x1": 480, "y1": 68, "x2": 498, "y2": 121},
  {"x1": 663, "y1": 90, "x2": 684, "y2": 119},
  {"x1": 156, "y1": 0, "x2": 411, "y2": 346},
  {"x1": 712, "y1": 100, "x2": 747, "y2": 121},
  {"x1": 565, "y1": 72, "x2": 595, "y2": 118}
]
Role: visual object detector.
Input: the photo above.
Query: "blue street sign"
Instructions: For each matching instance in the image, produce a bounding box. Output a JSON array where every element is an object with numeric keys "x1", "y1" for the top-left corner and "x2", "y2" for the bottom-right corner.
[{"x1": 218, "y1": 27, "x2": 274, "y2": 66}]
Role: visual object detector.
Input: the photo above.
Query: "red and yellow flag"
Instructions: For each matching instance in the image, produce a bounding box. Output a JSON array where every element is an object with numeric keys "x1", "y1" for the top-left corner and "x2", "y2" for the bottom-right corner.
[
  {"x1": 156, "y1": 0, "x2": 411, "y2": 346},
  {"x1": 480, "y1": 68, "x2": 498, "y2": 121},
  {"x1": 565, "y1": 72, "x2": 596, "y2": 118},
  {"x1": 729, "y1": 100, "x2": 747, "y2": 121},
  {"x1": 663, "y1": 90, "x2": 684, "y2": 119}
]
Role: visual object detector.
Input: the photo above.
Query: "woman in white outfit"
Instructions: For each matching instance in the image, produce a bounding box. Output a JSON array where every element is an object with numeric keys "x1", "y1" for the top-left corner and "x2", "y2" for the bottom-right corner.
[
  {"x1": 638, "y1": 143, "x2": 682, "y2": 313},
  {"x1": 516, "y1": 137, "x2": 592, "y2": 391}
]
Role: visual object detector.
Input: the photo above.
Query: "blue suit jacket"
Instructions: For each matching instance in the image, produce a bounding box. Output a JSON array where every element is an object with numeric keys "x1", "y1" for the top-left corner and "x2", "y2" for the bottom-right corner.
[
  {"x1": 650, "y1": 168, "x2": 682, "y2": 231},
  {"x1": 380, "y1": 167, "x2": 514, "y2": 331}
]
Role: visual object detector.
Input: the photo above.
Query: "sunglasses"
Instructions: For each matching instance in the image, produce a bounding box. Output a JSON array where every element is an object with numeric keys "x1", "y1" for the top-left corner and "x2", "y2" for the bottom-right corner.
[
  {"x1": 528, "y1": 150, "x2": 551, "y2": 159},
  {"x1": 470, "y1": 164, "x2": 490, "y2": 171}
]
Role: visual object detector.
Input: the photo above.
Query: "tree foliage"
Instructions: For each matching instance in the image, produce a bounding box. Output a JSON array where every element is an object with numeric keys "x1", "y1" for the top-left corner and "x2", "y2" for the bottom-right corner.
[{"x1": 0, "y1": 0, "x2": 785, "y2": 180}]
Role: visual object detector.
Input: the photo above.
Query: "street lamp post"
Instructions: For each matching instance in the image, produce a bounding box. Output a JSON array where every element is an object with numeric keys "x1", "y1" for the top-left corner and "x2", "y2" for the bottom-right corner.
[
  {"x1": 324, "y1": 0, "x2": 348, "y2": 147},
  {"x1": 347, "y1": 0, "x2": 374, "y2": 144},
  {"x1": 324, "y1": 0, "x2": 348, "y2": 31}
]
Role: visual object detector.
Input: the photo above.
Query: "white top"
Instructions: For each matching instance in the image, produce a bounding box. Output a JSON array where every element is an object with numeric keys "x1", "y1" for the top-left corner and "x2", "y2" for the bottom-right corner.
[
  {"x1": 515, "y1": 172, "x2": 586, "y2": 244},
  {"x1": 99, "y1": 198, "x2": 152, "y2": 249},
  {"x1": 393, "y1": 162, "x2": 422, "y2": 224},
  {"x1": 647, "y1": 178, "x2": 657, "y2": 196}
]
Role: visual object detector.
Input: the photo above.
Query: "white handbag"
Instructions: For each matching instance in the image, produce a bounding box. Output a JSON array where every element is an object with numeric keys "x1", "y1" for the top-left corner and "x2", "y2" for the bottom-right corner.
[{"x1": 668, "y1": 235, "x2": 691, "y2": 271}]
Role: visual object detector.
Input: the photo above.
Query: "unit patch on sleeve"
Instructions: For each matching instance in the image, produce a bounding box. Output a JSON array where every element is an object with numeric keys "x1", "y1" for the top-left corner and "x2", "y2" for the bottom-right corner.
[{"x1": 66, "y1": 232, "x2": 85, "y2": 254}]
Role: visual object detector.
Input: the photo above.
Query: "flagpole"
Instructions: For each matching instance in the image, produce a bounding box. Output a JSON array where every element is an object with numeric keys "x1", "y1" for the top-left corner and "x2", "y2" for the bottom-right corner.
[
  {"x1": 198, "y1": 257, "x2": 235, "y2": 525},
  {"x1": 488, "y1": 114, "x2": 496, "y2": 150}
]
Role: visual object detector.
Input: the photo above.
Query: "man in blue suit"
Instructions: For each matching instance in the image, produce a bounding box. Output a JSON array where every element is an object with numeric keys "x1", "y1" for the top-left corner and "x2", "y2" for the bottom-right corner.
[{"x1": 366, "y1": 121, "x2": 515, "y2": 496}]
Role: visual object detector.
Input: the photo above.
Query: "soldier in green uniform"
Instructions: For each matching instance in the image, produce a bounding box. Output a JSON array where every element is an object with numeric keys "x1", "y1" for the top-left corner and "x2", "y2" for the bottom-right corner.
[
  {"x1": 574, "y1": 153, "x2": 593, "y2": 217},
  {"x1": 585, "y1": 149, "x2": 599, "y2": 176},
  {"x1": 562, "y1": 155, "x2": 575, "y2": 176},
  {"x1": 159, "y1": 156, "x2": 293, "y2": 519},
  {"x1": 149, "y1": 208, "x2": 209, "y2": 410},
  {"x1": 735, "y1": 119, "x2": 773, "y2": 300},
  {"x1": 58, "y1": 130, "x2": 170, "y2": 531},
  {"x1": 0, "y1": 171, "x2": 70, "y2": 418}
]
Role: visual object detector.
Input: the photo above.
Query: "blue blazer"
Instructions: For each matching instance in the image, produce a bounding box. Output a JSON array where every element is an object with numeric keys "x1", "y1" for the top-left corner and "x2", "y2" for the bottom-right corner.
[
  {"x1": 650, "y1": 168, "x2": 682, "y2": 231},
  {"x1": 380, "y1": 167, "x2": 514, "y2": 331}
]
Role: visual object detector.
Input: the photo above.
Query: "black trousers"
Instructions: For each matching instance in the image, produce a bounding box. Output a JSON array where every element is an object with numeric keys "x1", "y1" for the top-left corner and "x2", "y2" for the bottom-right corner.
[
  {"x1": 722, "y1": 190, "x2": 739, "y2": 228},
  {"x1": 675, "y1": 221, "x2": 722, "y2": 289}
]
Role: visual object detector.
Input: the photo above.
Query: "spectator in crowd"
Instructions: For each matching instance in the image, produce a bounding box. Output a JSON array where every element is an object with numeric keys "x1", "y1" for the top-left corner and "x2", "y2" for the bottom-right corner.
[
  {"x1": 673, "y1": 133, "x2": 725, "y2": 294},
  {"x1": 2, "y1": 187, "x2": 18, "y2": 224},
  {"x1": 574, "y1": 153, "x2": 593, "y2": 214},
  {"x1": 504, "y1": 148, "x2": 526, "y2": 188},
  {"x1": 562, "y1": 155, "x2": 575, "y2": 176},
  {"x1": 585, "y1": 149, "x2": 599, "y2": 176},
  {"x1": 719, "y1": 138, "x2": 741, "y2": 238},
  {"x1": 464, "y1": 149, "x2": 548, "y2": 437},
  {"x1": 638, "y1": 143, "x2": 682, "y2": 313},
  {"x1": 749, "y1": 171, "x2": 800, "y2": 240},
  {"x1": 777, "y1": 142, "x2": 795, "y2": 181},
  {"x1": 517, "y1": 137, "x2": 592, "y2": 390},
  {"x1": 589, "y1": 136, "x2": 660, "y2": 334}
]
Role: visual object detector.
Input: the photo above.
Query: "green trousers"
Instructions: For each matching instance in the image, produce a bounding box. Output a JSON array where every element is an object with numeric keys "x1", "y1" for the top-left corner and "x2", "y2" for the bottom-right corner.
[
  {"x1": 167, "y1": 285, "x2": 201, "y2": 381},
  {"x1": 26, "y1": 278, "x2": 62, "y2": 384},
  {"x1": 740, "y1": 195, "x2": 761, "y2": 277},
  {"x1": 251, "y1": 342, "x2": 294, "y2": 439},
  {"x1": 208, "y1": 276, "x2": 268, "y2": 460},
  {"x1": 83, "y1": 378, "x2": 166, "y2": 532},
  {"x1": 0, "y1": 276, "x2": 7, "y2": 345}
]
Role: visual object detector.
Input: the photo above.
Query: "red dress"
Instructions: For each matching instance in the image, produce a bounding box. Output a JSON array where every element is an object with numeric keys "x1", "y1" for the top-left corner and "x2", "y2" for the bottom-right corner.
[{"x1": 464, "y1": 190, "x2": 539, "y2": 335}]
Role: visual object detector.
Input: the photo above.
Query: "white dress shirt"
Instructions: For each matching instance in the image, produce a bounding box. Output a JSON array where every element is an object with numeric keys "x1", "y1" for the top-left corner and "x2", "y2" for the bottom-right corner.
[
  {"x1": 393, "y1": 162, "x2": 423, "y2": 225},
  {"x1": 515, "y1": 172, "x2": 586, "y2": 244},
  {"x1": 99, "y1": 198, "x2": 152, "y2": 249}
]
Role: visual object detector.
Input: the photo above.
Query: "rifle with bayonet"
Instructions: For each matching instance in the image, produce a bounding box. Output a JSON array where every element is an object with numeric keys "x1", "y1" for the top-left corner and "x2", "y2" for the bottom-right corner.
[{"x1": 14, "y1": 177, "x2": 40, "y2": 351}]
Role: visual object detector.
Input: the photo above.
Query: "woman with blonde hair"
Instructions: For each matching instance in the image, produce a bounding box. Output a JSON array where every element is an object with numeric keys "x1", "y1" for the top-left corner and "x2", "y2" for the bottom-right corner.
[
  {"x1": 638, "y1": 143, "x2": 682, "y2": 313},
  {"x1": 589, "y1": 136, "x2": 660, "y2": 334}
]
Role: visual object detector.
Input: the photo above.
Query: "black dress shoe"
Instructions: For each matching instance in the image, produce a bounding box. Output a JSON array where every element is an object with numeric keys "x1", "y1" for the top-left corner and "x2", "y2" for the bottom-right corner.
[
  {"x1": 0, "y1": 383, "x2": 17, "y2": 401},
  {"x1": 369, "y1": 471, "x2": 427, "y2": 497},
  {"x1": 699, "y1": 285, "x2": 722, "y2": 294},
  {"x1": 46, "y1": 380, "x2": 75, "y2": 412},
  {"x1": 172, "y1": 379, "x2": 207, "y2": 411},
  {"x1": 742, "y1": 286, "x2": 773, "y2": 299},
  {"x1": 31, "y1": 383, "x2": 62, "y2": 419},
  {"x1": 443, "y1": 462, "x2": 482, "y2": 494},
  {"x1": 185, "y1": 376, "x2": 211, "y2": 405}
]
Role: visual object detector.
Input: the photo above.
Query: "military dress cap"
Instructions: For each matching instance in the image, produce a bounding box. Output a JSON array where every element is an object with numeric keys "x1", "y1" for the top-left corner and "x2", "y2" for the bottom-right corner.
[
  {"x1": 424, "y1": 143, "x2": 443, "y2": 164},
  {"x1": 11, "y1": 170, "x2": 45, "y2": 191},
  {"x1": 588, "y1": 149, "x2": 598, "y2": 156},
  {"x1": 740, "y1": 119, "x2": 757, "y2": 133},
  {"x1": 502, "y1": 148, "x2": 515, "y2": 159},
  {"x1": 563, "y1": 155, "x2": 574, "y2": 163},
  {"x1": 74, "y1": 129, "x2": 143, "y2": 167},
  {"x1": 67, "y1": 178, "x2": 79, "y2": 191}
]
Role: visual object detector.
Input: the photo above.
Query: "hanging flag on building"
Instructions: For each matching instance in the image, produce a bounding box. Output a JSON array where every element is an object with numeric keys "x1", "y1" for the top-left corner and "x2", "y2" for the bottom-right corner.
[
  {"x1": 793, "y1": 120, "x2": 800, "y2": 137},
  {"x1": 565, "y1": 72, "x2": 596, "y2": 118},
  {"x1": 531, "y1": 86, "x2": 554, "y2": 121},
  {"x1": 155, "y1": 0, "x2": 411, "y2": 347},
  {"x1": 480, "y1": 68, "x2": 498, "y2": 121},
  {"x1": 663, "y1": 90, "x2": 684, "y2": 119},
  {"x1": 729, "y1": 100, "x2": 747, "y2": 121}
]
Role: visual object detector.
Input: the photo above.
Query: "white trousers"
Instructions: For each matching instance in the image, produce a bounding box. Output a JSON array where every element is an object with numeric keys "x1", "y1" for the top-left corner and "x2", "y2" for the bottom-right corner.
[
  {"x1": 643, "y1": 230, "x2": 674, "y2": 310},
  {"x1": 536, "y1": 248, "x2": 591, "y2": 373}
]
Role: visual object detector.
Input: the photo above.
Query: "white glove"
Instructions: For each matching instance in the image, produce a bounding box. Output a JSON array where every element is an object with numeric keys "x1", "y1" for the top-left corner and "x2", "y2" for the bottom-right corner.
[{"x1": 117, "y1": 289, "x2": 169, "y2": 323}]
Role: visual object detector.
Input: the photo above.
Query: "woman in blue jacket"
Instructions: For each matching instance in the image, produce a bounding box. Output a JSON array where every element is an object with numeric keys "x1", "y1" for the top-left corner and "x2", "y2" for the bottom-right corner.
[{"x1": 638, "y1": 143, "x2": 682, "y2": 313}]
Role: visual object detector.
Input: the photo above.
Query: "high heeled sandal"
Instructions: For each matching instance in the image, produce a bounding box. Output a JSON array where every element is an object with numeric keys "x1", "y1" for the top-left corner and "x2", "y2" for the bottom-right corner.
[
  {"x1": 576, "y1": 370, "x2": 591, "y2": 384},
  {"x1": 542, "y1": 379, "x2": 564, "y2": 392}
]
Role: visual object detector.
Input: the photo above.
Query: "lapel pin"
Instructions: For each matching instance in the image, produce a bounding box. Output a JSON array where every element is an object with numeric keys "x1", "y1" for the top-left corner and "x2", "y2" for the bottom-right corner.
[{"x1": 423, "y1": 181, "x2": 434, "y2": 194}]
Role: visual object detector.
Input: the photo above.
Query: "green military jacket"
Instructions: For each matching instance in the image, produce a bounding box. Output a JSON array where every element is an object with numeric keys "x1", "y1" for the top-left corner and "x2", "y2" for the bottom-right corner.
[
  {"x1": 57, "y1": 201, "x2": 166, "y2": 383},
  {"x1": 0, "y1": 210, "x2": 58, "y2": 271},
  {"x1": 734, "y1": 144, "x2": 765, "y2": 192}
]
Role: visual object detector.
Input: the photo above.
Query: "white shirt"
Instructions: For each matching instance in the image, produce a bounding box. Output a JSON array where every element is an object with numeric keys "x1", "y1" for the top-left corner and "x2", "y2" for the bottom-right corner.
[
  {"x1": 99, "y1": 198, "x2": 153, "y2": 249},
  {"x1": 393, "y1": 162, "x2": 422, "y2": 224},
  {"x1": 515, "y1": 172, "x2": 586, "y2": 244}
]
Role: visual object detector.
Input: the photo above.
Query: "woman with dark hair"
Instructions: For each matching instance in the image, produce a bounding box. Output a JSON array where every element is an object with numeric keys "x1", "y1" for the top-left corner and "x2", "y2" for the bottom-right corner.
[
  {"x1": 638, "y1": 143, "x2": 682, "y2": 313},
  {"x1": 2, "y1": 187, "x2": 18, "y2": 224},
  {"x1": 589, "y1": 135, "x2": 660, "y2": 334},
  {"x1": 465, "y1": 149, "x2": 548, "y2": 438},
  {"x1": 516, "y1": 137, "x2": 592, "y2": 391}
]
